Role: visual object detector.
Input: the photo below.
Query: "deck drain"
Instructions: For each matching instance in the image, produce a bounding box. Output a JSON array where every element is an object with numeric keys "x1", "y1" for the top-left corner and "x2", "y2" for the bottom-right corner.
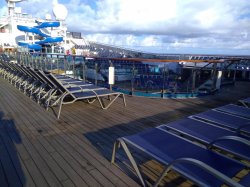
[{"x1": 37, "y1": 129, "x2": 43, "y2": 133}]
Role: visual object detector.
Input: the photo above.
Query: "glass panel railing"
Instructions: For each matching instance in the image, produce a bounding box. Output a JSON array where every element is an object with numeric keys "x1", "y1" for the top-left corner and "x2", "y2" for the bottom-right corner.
[{"x1": 10, "y1": 51, "x2": 249, "y2": 98}]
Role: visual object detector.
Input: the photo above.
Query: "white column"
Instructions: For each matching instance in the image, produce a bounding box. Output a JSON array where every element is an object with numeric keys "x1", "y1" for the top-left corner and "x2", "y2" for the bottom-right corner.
[{"x1": 216, "y1": 70, "x2": 222, "y2": 89}]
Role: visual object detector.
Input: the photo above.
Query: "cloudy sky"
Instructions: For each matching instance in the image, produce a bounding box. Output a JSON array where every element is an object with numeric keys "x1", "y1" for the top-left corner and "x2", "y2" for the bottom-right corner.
[{"x1": 1, "y1": 0, "x2": 250, "y2": 55}]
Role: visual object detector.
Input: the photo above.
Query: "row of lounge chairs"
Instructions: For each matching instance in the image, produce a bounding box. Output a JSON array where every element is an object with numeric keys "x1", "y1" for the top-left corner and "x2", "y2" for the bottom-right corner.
[
  {"x1": 0, "y1": 54, "x2": 126, "y2": 119},
  {"x1": 112, "y1": 101, "x2": 250, "y2": 186}
]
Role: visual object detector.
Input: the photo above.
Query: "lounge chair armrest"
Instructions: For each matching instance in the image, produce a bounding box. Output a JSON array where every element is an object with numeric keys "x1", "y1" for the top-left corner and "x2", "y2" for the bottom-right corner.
[
  {"x1": 69, "y1": 84, "x2": 82, "y2": 89},
  {"x1": 238, "y1": 122, "x2": 250, "y2": 131},
  {"x1": 239, "y1": 100, "x2": 250, "y2": 108},
  {"x1": 69, "y1": 88, "x2": 91, "y2": 93},
  {"x1": 61, "y1": 81, "x2": 70, "y2": 85},
  {"x1": 208, "y1": 135, "x2": 250, "y2": 148},
  {"x1": 80, "y1": 88, "x2": 91, "y2": 92},
  {"x1": 165, "y1": 158, "x2": 243, "y2": 187}
]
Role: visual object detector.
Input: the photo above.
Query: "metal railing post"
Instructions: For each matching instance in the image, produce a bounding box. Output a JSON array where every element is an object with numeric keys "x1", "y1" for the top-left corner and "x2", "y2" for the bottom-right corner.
[
  {"x1": 130, "y1": 62, "x2": 135, "y2": 96},
  {"x1": 82, "y1": 57, "x2": 86, "y2": 82},
  {"x1": 73, "y1": 56, "x2": 75, "y2": 78},
  {"x1": 162, "y1": 64, "x2": 167, "y2": 98},
  {"x1": 95, "y1": 62, "x2": 98, "y2": 85},
  {"x1": 192, "y1": 62, "x2": 197, "y2": 92},
  {"x1": 56, "y1": 56, "x2": 59, "y2": 74},
  {"x1": 212, "y1": 63, "x2": 217, "y2": 90}
]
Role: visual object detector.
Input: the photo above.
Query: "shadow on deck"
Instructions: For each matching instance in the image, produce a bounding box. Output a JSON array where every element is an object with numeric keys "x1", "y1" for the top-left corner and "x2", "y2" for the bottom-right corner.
[{"x1": 0, "y1": 112, "x2": 25, "y2": 187}]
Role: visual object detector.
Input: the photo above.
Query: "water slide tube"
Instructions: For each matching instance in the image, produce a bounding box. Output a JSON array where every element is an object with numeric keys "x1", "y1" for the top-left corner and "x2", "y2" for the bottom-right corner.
[
  {"x1": 17, "y1": 25, "x2": 50, "y2": 37},
  {"x1": 35, "y1": 21, "x2": 60, "y2": 28},
  {"x1": 18, "y1": 41, "x2": 42, "y2": 50},
  {"x1": 35, "y1": 36, "x2": 63, "y2": 44}
]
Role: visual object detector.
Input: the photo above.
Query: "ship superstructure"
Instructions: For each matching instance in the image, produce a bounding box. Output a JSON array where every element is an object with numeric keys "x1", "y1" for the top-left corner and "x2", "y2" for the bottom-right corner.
[{"x1": 0, "y1": 0, "x2": 68, "y2": 53}]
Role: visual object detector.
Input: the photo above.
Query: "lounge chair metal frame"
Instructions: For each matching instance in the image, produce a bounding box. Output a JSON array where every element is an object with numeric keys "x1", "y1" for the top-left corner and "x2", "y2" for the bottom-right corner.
[
  {"x1": 213, "y1": 104, "x2": 250, "y2": 120},
  {"x1": 45, "y1": 73, "x2": 126, "y2": 119},
  {"x1": 111, "y1": 128, "x2": 246, "y2": 187},
  {"x1": 239, "y1": 98, "x2": 250, "y2": 108},
  {"x1": 159, "y1": 117, "x2": 250, "y2": 162},
  {"x1": 191, "y1": 109, "x2": 250, "y2": 136}
]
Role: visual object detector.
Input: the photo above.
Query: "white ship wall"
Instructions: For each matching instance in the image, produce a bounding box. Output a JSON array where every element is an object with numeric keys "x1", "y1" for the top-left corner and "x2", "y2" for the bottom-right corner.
[{"x1": 0, "y1": 16, "x2": 38, "y2": 46}]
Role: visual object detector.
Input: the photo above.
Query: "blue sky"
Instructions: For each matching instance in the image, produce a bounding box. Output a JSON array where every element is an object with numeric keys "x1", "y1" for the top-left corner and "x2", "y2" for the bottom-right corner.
[{"x1": 1, "y1": 0, "x2": 250, "y2": 55}]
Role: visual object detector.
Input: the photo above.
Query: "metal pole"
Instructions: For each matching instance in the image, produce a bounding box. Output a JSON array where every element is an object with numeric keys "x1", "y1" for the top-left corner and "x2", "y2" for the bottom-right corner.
[
  {"x1": 64, "y1": 55, "x2": 67, "y2": 75},
  {"x1": 56, "y1": 55, "x2": 59, "y2": 74},
  {"x1": 233, "y1": 63, "x2": 237, "y2": 83},
  {"x1": 44, "y1": 56, "x2": 47, "y2": 71},
  {"x1": 35, "y1": 56, "x2": 38, "y2": 69},
  {"x1": 162, "y1": 64, "x2": 167, "y2": 98},
  {"x1": 73, "y1": 56, "x2": 75, "y2": 78},
  {"x1": 95, "y1": 62, "x2": 98, "y2": 85},
  {"x1": 212, "y1": 63, "x2": 217, "y2": 90},
  {"x1": 131, "y1": 62, "x2": 135, "y2": 96},
  {"x1": 82, "y1": 57, "x2": 86, "y2": 82},
  {"x1": 192, "y1": 62, "x2": 197, "y2": 92},
  {"x1": 50, "y1": 58, "x2": 53, "y2": 71}
]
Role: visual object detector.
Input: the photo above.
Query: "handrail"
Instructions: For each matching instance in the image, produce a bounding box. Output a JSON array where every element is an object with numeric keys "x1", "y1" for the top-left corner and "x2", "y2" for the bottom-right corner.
[
  {"x1": 208, "y1": 135, "x2": 250, "y2": 148},
  {"x1": 16, "y1": 51, "x2": 228, "y2": 64},
  {"x1": 160, "y1": 157, "x2": 244, "y2": 187}
]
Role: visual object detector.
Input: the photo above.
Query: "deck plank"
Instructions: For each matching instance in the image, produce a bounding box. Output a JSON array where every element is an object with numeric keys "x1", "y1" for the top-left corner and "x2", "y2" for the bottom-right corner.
[
  {"x1": 0, "y1": 77, "x2": 250, "y2": 187},
  {"x1": 0, "y1": 161, "x2": 9, "y2": 187}
]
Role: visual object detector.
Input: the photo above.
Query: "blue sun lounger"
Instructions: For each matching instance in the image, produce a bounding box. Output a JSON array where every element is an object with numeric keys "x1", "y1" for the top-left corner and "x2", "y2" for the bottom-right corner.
[
  {"x1": 112, "y1": 128, "x2": 249, "y2": 187},
  {"x1": 159, "y1": 118, "x2": 250, "y2": 162},
  {"x1": 53, "y1": 74, "x2": 94, "y2": 86},
  {"x1": 214, "y1": 104, "x2": 250, "y2": 119},
  {"x1": 192, "y1": 109, "x2": 250, "y2": 135},
  {"x1": 46, "y1": 73, "x2": 126, "y2": 119},
  {"x1": 239, "y1": 97, "x2": 250, "y2": 108}
]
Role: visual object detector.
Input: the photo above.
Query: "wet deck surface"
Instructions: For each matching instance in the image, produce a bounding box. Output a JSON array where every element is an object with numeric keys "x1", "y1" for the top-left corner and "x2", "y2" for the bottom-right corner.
[{"x1": 0, "y1": 77, "x2": 250, "y2": 187}]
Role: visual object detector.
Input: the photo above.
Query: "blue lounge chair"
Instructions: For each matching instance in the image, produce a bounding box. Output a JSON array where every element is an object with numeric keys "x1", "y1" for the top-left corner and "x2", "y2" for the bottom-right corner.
[
  {"x1": 53, "y1": 74, "x2": 95, "y2": 87},
  {"x1": 46, "y1": 73, "x2": 126, "y2": 119},
  {"x1": 159, "y1": 118, "x2": 250, "y2": 162},
  {"x1": 214, "y1": 104, "x2": 250, "y2": 119},
  {"x1": 112, "y1": 128, "x2": 249, "y2": 187},
  {"x1": 239, "y1": 97, "x2": 250, "y2": 108},
  {"x1": 192, "y1": 109, "x2": 250, "y2": 135}
]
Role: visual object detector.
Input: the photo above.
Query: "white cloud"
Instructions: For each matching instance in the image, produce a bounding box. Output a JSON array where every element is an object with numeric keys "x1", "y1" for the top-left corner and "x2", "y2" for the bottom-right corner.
[
  {"x1": 2, "y1": 0, "x2": 250, "y2": 54},
  {"x1": 65, "y1": 0, "x2": 250, "y2": 53}
]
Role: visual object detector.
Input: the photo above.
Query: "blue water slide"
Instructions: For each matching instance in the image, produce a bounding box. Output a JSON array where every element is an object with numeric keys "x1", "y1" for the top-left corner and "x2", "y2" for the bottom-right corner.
[
  {"x1": 35, "y1": 36, "x2": 63, "y2": 44},
  {"x1": 17, "y1": 21, "x2": 63, "y2": 50},
  {"x1": 35, "y1": 21, "x2": 60, "y2": 28},
  {"x1": 17, "y1": 25, "x2": 50, "y2": 37},
  {"x1": 18, "y1": 41, "x2": 42, "y2": 50}
]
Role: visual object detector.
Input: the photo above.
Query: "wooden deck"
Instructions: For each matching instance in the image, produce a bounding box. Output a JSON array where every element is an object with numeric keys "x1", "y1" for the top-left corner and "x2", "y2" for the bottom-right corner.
[{"x1": 0, "y1": 77, "x2": 250, "y2": 187}]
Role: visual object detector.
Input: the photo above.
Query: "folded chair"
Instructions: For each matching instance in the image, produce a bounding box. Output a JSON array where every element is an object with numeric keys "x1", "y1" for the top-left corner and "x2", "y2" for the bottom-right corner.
[
  {"x1": 24, "y1": 67, "x2": 45, "y2": 96},
  {"x1": 112, "y1": 128, "x2": 249, "y2": 187},
  {"x1": 45, "y1": 73, "x2": 126, "y2": 119},
  {"x1": 2, "y1": 62, "x2": 23, "y2": 83},
  {"x1": 15, "y1": 65, "x2": 38, "y2": 93},
  {"x1": 191, "y1": 109, "x2": 250, "y2": 135},
  {"x1": 159, "y1": 118, "x2": 250, "y2": 162},
  {"x1": 239, "y1": 98, "x2": 250, "y2": 108},
  {"x1": 30, "y1": 70, "x2": 62, "y2": 104},
  {"x1": 214, "y1": 104, "x2": 250, "y2": 119}
]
